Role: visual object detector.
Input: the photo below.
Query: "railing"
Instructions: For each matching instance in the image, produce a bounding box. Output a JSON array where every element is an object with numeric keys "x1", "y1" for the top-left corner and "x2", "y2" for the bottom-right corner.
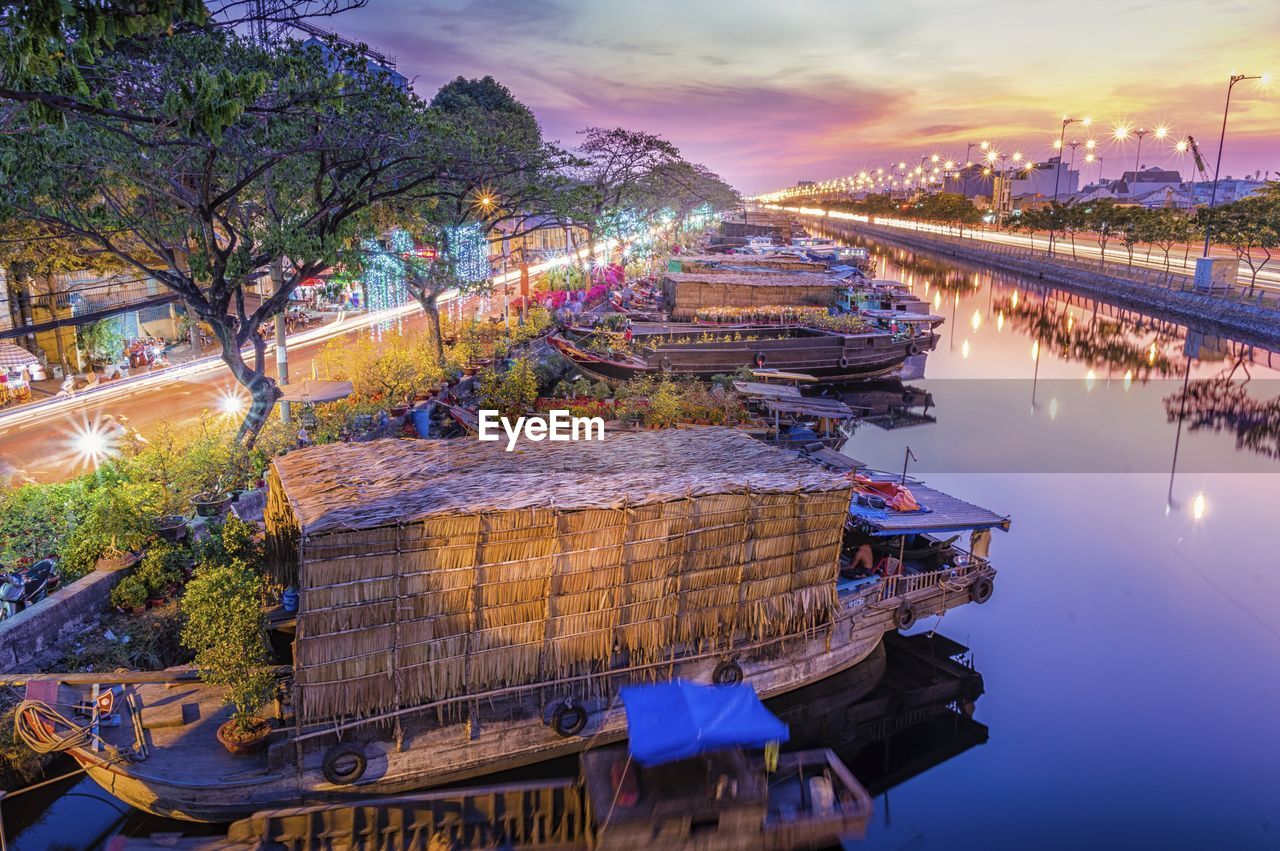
[
  {"x1": 878, "y1": 560, "x2": 985, "y2": 603},
  {"x1": 809, "y1": 215, "x2": 1280, "y2": 311}
]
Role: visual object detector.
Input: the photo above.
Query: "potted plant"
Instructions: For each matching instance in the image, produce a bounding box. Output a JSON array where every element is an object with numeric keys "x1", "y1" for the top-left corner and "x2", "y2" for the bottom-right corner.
[
  {"x1": 191, "y1": 491, "x2": 232, "y2": 517},
  {"x1": 136, "y1": 543, "x2": 186, "y2": 602},
  {"x1": 155, "y1": 514, "x2": 188, "y2": 542},
  {"x1": 181, "y1": 561, "x2": 275, "y2": 756},
  {"x1": 60, "y1": 479, "x2": 160, "y2": 573},
  {"x1": 111, "y1": 575, "x2": 148, "y2": 614}
]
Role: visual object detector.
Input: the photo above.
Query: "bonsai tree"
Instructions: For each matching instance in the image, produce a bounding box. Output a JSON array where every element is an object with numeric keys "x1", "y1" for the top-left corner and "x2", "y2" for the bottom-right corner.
[
  {"x1": 59, "y1": 472, "x2": 160, "y2": 578},
  {"x1": 181, "y1": 560, "x2": 274, "y2": 738},
  {"x1": 110, "y1": 575, "x2": 147, "y2": 613},
  {"x1": 136, "y1": 544, "x2": 187, "y2": 598}
]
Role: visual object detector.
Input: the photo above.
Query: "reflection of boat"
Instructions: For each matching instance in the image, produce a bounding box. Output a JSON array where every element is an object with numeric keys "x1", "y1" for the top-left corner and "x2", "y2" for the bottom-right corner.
[
  {"x1": 832, "y1": 379, "x2": 937, "y2": 429},
  {"x1": 39, "y1": 430, "x2": 1004, "y2": 822},
  {"x1": 772, "y1": 632, "x2": 988, "y2": 797},
  {"x1": 550, "y1": 323, "x2": 936, "y2": 384}
]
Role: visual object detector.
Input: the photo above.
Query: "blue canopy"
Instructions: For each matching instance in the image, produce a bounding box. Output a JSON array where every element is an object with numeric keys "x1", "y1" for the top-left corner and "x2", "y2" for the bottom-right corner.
[{"x1": 619, "y1": 680, "x2": 789, "y2": 766}]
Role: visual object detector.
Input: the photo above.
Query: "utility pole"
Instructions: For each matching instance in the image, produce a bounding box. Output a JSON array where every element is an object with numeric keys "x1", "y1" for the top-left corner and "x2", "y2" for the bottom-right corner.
[{"x1": 272, "y1": 258, "x2": 290, "y2": 423}]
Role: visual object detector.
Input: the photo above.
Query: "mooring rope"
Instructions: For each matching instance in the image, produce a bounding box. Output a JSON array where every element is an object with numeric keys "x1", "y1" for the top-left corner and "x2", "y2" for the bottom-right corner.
[{"x1": 14, "y1": 699, "x2": 99, "y2": 754}]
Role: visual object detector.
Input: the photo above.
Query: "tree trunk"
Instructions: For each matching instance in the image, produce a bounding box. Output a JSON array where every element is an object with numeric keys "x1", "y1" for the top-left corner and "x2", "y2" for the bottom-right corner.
[
  {"x1": 44, "y1": 273, "x2": 70, "y2": 374},
  {"x1": 409, "y1": 288, "x2": 445, "y2": 361}
]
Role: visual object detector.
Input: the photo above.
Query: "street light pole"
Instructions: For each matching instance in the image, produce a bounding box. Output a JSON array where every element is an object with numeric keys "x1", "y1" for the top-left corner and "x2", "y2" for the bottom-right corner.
[
  {"x1": 1050, "y1": 117, "x2": 1082, "y2": 254},
  {"x1": 1130, "y1": 128, "x2": 1149, "y2": 201},
  {"x1": 1202, "y1": 74, "x2": 1261, "y2": 256}
]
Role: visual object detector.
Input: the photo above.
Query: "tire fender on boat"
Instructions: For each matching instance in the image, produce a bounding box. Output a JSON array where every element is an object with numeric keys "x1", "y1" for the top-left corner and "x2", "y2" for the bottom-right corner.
[
  {"x1": 970, "y1": 575, "x2": 994, "y2": 604},
  {"x1": 893, "y1": 602, "x2": 916, "y2": 630},
  {"x1": 659, "y1": 356, "x2": 673, "y2": 372},
  {"x1": 551, "y1": 700, "x2": 588, "y2": 737},
  {"x1": 839, "y1": 355, "x2": 850, "y2": 369},
  {"x1": 322, "y1": 742, "x2": 367, "y2": 785},
  {"x1": 712, "y1": 658, "x2": 744, "y2": 686},
  {"x1": 907, "y1": 341, "x2": 922, "y2": 356},
  {"x1": 754, "y1": 352, "x2": 767, "y2": 368}
]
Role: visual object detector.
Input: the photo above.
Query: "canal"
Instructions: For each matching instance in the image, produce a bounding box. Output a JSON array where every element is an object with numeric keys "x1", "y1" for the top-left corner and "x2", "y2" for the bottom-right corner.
[
  {"x1": 818, "y1": 229, "x2": 1280, "y2": 849},
  {"x1": 5, "y1": 234, "x2": 1279, "y2": 848}
]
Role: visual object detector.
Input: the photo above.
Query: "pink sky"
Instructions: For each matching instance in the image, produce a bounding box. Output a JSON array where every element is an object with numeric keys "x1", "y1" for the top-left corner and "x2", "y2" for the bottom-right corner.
[{"x1": 335, "y1": 0, "x2": 1279, "y2": 194}]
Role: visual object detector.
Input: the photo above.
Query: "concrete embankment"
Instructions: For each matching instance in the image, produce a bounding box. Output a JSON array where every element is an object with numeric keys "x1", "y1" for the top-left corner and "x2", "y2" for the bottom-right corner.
[{"x1": 817, "y1": 217, "x2": 1280, "y2": 351}]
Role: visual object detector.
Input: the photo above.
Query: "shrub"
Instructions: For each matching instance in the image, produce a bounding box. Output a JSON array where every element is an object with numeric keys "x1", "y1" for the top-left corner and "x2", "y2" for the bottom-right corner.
[
  {"x1": 111, "y1": 575, "x2": 147, "y2": 611},
  {"x1": 58, "y1": 472, "x2": 160, "y2": 579},
  {"x1": 136, "y1": 543, "x2": 187, "y2": 596},
  {"x1": 197, "y1": 515, "x2": 265, "y2": 574},
  {"x1": 181, "y1": 561, "x2": 273, "y2": 732}
]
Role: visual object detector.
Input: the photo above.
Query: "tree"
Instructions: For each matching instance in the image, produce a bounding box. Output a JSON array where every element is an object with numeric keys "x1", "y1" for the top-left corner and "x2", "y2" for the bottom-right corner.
[
  {"x1": 567, "y1": 127, "x2": 682, "y2": 259},
  {"x1": 391, "y1": 76, "x2": 565, "y2": 357},
  {"x1": 0, "y1": 28, "x2": 445, "y2": 446},
  {"x1": 1082, "y1": 200, "x2": 1123, "y2": 260},
  {"x1": 1201, "y1": 190, "x2": 1280, "y2": 290}
]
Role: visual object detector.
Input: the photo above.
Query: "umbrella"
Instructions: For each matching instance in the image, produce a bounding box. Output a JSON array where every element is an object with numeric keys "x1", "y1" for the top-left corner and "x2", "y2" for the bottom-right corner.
[
  {"x1": 0, "y1": 342, "x2": 39, "y2": 370},
  {"x1": 278, "y1": 378, "x2": 353, "y2": 404}
]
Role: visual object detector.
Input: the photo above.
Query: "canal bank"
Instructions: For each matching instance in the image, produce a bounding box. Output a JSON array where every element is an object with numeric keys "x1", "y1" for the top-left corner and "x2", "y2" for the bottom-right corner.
[{"x1": 803, "y1": 214, "x2": 1280, "y2": 352}]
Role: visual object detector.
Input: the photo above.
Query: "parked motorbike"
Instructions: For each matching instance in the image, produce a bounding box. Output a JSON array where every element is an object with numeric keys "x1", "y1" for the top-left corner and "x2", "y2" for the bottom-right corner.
[{"x1": 0, "y1": 558, "x2": 60, "y2": 621}]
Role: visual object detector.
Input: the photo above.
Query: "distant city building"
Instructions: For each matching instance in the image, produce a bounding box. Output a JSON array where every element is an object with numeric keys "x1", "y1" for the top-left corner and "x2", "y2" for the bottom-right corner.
[{"x1": 300, "y1": 37, "x2": 408, "y2": 90}]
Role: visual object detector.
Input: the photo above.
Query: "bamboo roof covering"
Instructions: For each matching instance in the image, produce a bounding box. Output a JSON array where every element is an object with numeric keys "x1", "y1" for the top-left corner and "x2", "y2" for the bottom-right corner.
[
  {"x1": 264, "y1": 430, "x2": 855, "y2": 724},
  {"x1": 270, "y1": 429, "x2": 848, "y2": 537}
]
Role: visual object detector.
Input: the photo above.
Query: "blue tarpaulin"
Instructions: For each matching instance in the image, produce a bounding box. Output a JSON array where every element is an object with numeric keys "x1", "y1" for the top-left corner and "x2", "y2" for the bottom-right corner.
[{"x1": 619, "y1": 680, "x2": 790, "y2": 766}]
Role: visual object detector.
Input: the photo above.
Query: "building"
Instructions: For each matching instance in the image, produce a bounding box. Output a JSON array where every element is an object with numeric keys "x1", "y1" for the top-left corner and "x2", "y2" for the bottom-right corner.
[{"x1": 489, "y1": 215, "x2": 590, "y2": 266}]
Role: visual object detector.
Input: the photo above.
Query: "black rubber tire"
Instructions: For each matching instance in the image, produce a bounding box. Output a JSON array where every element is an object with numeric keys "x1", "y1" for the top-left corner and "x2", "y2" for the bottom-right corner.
[
  {"x1": 754, "y1": 352, "x2": 766, "y2": 368},
  {"x1": 322, "y1": 742, "x2": 367, "y2": 785},
  {"x1": 970, "y1": 576, "x2": 994, "y2": 604},
  {"x1": 908, "y1": 342, "x2": 921, "y2": 356},
  {"x1": 893, "y1": 602, "x2": 916, "y2": 631},
  {"x1": 712, "y1": 659, "x2": 744, "y2": 686},
  {"x1": 839, "y1": 355, "x2": 850, "y2": 369},
  {"x1": 551, "y1": 701, "x2": 588, "y2": 737},
  {"x1": 659, "y1": 357, "x2": 673, "y2": 372}
]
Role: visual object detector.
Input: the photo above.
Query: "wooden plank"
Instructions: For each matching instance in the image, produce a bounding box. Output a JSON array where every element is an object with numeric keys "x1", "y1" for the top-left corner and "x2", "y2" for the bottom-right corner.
[{"x1": 0, "y1": 666, "x2": 290, "y2": 687}]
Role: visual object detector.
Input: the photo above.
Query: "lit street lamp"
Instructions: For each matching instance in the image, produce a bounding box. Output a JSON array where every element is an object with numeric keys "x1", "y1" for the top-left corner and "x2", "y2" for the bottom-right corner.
[{"x1": 1201, "y1": 73, "x2": 1263, "y2": 256}]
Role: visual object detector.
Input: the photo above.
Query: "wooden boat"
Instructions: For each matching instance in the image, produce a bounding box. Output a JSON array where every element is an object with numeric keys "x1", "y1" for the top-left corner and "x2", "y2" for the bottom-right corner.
[
  {"x1": 194, "y1": 683, "x2": 871, "y2": 850},
  {"x1": 549, "y1": 323, "x2": 937, "y2": 384},
  {"x1": 25, "y1": 429, "x2": 1004, "y2": 822}
]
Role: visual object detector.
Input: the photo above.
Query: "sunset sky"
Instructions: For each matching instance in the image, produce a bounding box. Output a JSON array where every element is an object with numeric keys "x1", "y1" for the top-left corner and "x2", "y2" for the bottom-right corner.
[{"x1": 336, "y1": 0, "x2": 1278, "y2": 194}]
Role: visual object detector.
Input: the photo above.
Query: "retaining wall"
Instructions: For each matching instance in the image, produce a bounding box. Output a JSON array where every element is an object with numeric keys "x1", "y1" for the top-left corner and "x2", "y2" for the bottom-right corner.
[
  {"x1": 817, "y1": 218, "x2": 1280, "y2": 351},
  {"x1": 0, "y1": 568, "x2": 128, "y2": 672}
]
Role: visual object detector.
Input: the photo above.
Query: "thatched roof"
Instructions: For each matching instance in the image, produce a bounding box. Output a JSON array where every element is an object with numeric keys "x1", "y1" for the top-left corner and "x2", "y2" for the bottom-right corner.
[
  {"x1": 662, "y1": 271, "x2": 845, "y2": 289},
  {"x1": 272, "y1": 428, "x2": 849, "y2": 537}
]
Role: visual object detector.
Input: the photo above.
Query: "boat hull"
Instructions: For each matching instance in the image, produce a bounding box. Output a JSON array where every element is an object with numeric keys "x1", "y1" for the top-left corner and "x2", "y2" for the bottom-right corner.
[
  {"x1": 70, "y1": 563, "x2": 988, "y2": 824},
  {"x1": 550, "y1": 329, "x2": 936, "y2": 384}
]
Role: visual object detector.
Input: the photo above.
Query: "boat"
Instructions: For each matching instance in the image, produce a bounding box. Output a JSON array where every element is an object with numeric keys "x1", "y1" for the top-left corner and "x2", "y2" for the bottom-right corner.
[
  {"x1": 158, "y1": 682, "x2": 871, "y2": 850},
  {"x1": 23, "y1": 429, "x2": 1007, "y2": 822},
  {"x1": 549, "y1": 321, "x2": 938, "y2": 384}
]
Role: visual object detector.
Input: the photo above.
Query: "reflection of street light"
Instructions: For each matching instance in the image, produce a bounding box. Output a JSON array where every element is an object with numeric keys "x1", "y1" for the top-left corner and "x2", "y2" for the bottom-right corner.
[{"x1": 1192, "y1": 492, "x2": 1206, "y2": 520}]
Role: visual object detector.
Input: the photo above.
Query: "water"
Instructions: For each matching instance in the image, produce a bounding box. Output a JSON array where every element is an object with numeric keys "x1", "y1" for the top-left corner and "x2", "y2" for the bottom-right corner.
[
  {"x1": 7, "y1": 235, "x2": 1280, "y2": 848},
  {"x1": 820, "y1": 231, "x2": 1280, "y2": 849}
]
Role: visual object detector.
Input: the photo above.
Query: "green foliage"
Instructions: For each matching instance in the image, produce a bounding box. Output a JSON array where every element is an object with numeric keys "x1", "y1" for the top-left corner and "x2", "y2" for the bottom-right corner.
[
  {"x1": 58, "y1": 469, "x2": 160, "y2": 578},
  {"x1": 77, "y1": 318, "x2": 125, "y2": 364},
  {"x1": 590, "y1": 381, "x2": 612, "y2": 401},
  {"x1": 0, "y1": 479, "x2": 89, "y2": 567},
  {"x1": 196, "y1": 515, "x2": 265, "y2": 575},
  {"x1": 111, "y1": 575, "x2": 147, "y2": 611},
  {"x1": 136, "y1": 543, "x2": 187, "y2": 596},
  {"x1": 181, "y1": 561, "x2": 272, "y2": 730},
  {"x1": 479, "y1": 356, "x2": 540, "y2": 417}
]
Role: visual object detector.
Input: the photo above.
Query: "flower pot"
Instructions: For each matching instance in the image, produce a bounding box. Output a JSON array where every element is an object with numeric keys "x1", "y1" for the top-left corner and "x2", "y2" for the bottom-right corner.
[
  {"x1": 146, "y1": 597, "x2": 165, "y2": 609},
  {"x1": 216, "y1": 716, "x2": 272, "y2": 756},
  {"x1": 191, "y1": 492, "x2": 232, "y2": 518},
  {"x1": 155, "y1": 515, "x2": 188, "y2": 543},
  {"x1": 389, "y1": 405, "x2": 409, "y2": 418},
  {"x1": 463, "y1": 366, "x2": 478, "y2": 377},
  {"x1": 96, "y1": 551, "x2": 141, "y2": 572},
  {"x1": 129, "y1": 605, "x2": 146, "y2": 615}
]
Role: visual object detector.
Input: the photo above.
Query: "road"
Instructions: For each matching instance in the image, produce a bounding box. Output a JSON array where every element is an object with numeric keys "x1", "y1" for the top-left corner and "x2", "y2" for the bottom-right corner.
[
  {"x1": 0, "y1": 305, "x2": 432, "y2": 484},
  {"x1": 787, "y1": 207, "x2": 1280, "y2": 291},
  {"x1": 0, "y1": 235, "x2": 627, "y2": 484}
]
